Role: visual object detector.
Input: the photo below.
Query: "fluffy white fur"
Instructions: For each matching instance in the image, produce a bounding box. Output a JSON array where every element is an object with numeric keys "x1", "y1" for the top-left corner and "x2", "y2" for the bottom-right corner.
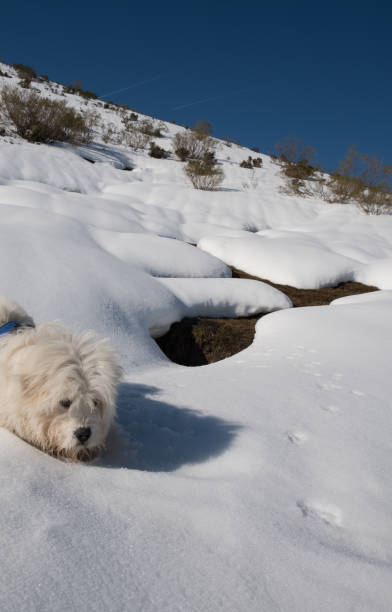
[{"x1": 0, "y1": 297, "x2": 121, "y2": 461}]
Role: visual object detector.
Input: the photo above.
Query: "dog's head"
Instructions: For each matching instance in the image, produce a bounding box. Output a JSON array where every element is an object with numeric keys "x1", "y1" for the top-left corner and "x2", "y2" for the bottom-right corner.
[{"x1": 2, "y1": 324, "x2": 121, "y2": 461}]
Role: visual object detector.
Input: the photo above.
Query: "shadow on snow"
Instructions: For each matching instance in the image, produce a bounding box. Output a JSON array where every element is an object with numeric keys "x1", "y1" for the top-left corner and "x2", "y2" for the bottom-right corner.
[{"x1": 99, "y1": 382, "x2": 240, "y2": 472}]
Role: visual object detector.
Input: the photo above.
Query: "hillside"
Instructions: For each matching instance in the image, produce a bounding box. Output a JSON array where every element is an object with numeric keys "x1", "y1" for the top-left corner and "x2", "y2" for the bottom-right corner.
[{"x1": 0, "y1": 63, "x2": 392, "y2": 611}]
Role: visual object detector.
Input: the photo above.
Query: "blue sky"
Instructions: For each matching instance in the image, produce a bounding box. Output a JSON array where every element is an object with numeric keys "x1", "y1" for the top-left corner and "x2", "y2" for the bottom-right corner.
[{"x1": 1, "y1": 1, "x2": 391, "y2": 170}]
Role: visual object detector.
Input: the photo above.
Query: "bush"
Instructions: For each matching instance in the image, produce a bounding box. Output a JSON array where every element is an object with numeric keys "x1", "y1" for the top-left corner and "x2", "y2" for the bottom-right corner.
[
  {"x1": 283, "y1": 160, "x2": 316, "y2": 180},
  {"x1": 185, "y1": 154, "x2": 224, "y2": 190},
  {"x1": 102, "y1": 123, "x2": 121, "y2": 144},
  {"x1": 240, "y1": 156, "x2": 263, "y2": 169},
  {"x1": 138, "y1": 119, "x2": 167, "y2": 138},
  {"x1": 19, "y1": 77, "x2": 32, "y2": 89},
  {"x1": 275, "y1": 137, "x2": 316, "y2": 165},
  {"x1": 63, "y1": 84, "x2": 98, "y2": 100},
  {"x1": 0, "y1": 85, "x2": 94, "y2": 144},
  {"x1": 12, "y1": 63, "x2": 37, "y2": 80},
  {"x1": 149, "y1": 142, "x2": 168, "y2": 158},
  {"x1": 173, "y1": 130, "x2": 215, "y2": 161},
  {"x1": 122, "y1": 123, "x2": 151, "y2": 150},
  {"x1": 240, "y1": 157, "x2": 253, "y2": 169},
  {"x1": 328, "y1": 145, "x2": 392, "y2": 214},
  {"x1": 192, "y1": 119, "x2": 212, "y2": 137}
]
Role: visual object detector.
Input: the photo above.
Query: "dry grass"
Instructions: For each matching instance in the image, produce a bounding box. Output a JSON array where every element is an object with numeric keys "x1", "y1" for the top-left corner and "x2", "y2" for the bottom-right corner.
[{"x1": 156, "y1": 267, "x2": 378, "y2": 366}]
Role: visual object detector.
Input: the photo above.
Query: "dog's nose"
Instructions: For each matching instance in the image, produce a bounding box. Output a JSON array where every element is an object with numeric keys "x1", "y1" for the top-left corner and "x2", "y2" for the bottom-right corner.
[{"x1": 74, "y1": 427, "x2": 91, "y2": 444}]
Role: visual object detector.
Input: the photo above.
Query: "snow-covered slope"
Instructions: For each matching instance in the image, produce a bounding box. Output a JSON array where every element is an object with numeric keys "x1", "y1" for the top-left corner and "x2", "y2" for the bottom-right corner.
[{"x1": 0, "y1": 63, "x2": 391, "y2": 611}]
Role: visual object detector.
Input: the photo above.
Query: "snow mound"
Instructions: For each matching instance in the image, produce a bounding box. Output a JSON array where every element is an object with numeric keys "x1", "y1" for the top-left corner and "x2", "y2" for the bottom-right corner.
[
  {"x1": 331, "y1": 290, "x2": 392, "y2": 306},
  {"x1": 90, "y1": 230, "x2": 231, "y2": 277},
  {"x1": 158, "y1": 277, "x2": 292, "y2": 317},
  {"x1": 198, "y1": 234, "x2": 357, "y2": 288},
  {"x1": 354, "y1": 257, "x2": 392, "y2": 289}
]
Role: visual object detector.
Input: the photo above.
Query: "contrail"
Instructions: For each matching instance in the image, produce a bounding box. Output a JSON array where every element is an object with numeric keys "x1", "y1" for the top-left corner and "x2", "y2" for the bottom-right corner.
[
  {"x1": 100, "y1": 75, "x2": 166, "y2": 99},
  {"x1": 172, "y1": 87, "x2": 253, "y2": 111}
]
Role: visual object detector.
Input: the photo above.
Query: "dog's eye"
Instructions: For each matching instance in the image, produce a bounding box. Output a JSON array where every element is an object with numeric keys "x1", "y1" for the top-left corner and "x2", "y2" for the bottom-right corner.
[
  {"x1": 93, "y1": 399, "x2": 100, "y2": 408},
  {"x1": 60, "y1": 399, "x2": 72, "y2": 409}
]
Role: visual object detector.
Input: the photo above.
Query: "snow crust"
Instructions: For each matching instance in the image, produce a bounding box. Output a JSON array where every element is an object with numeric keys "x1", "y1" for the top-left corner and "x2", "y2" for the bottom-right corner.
[
  {"x1": 354, "y1": 257, "x2": 392, "y2": 289},
  {"x1": 158, "y1": 277, "x2": 292, "y2": 316},
  {"x1": 0, "y1": 65, "x2": 392, "y2": 611}
]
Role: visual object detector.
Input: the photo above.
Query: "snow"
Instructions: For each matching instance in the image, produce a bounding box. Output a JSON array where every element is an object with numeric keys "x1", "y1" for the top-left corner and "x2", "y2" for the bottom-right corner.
[
  {"x1": 0, "y1": 64, "x2": 392, "y2": 611},
  {"x1": 90, "y1": 230, "x2": 231, "y2": 278},
  {"x1": 198, "y1": 233, "x2": 357, "y2": 288},
  {"x1": 354, "y1": 257, "x2": 392, "y2": 289},
  {"x1": 158, "y1": 277, "x2": 292, "y2": 316},
  {"x1": 331, "y1": 290, "x2": 392, "y2": 306}
]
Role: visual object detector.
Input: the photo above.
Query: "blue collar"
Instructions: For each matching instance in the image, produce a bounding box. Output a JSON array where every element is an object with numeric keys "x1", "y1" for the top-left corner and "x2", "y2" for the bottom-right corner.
[{"x1": 0, "y1": 321, "x2": 21, "y2": 336}]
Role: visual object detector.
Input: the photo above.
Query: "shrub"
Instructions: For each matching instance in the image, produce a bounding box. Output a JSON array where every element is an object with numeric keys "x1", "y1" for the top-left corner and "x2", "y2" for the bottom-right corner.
[
  {"x1": 173, "y1": 130, "x2": 215, "y2": 161},
  {"x1": 240, "y1": 157, "x2": 253, "y2": 169},
  {"x1": 63, "y1": 84, "x2": 98, "y2": 100},
  {"x1": 122, "y1": 124, "x2": 151, "y2": 150},
  {"x1": 275, "y1": 137, "x2": 316, "y2": 165},
  {"x1": 130, "y1": 112, "x2": 138, "y2": 121},
  {"x1": 0, "y1": 85, "x2": 94, "y2": 144},
  {"x1": 283, "y1": 160, "x2": 316, "y2": 180},
  {"x1": 138, "y1": 119, "x2": 167, "y2": 138},
  {"x1": 149, "y1": 142, "x2": 168, "y2": 158},
  {"x1": 19, "y1": 77, "x2": 32, "y2": 89},
  {"x1": 12, "y1": 63, "x2": 37, "y2": 80},
  {"x1": 185, "y1": 155, "x2": 224, "y2": 190},
  {"x1": 102, "y1": 123, "x2": 121, "y2": 144},
  {"x1": 192, "y1": 119, "x2": 212, "y2": 137},
  {"x1": 328, "y1": 145, "x2": 392, "y2": 214},
  {"x1": 240, "y1": 156, "x2": 263, "y2": 169},
  {"x1": 175, "y1": 145, "x2": 190, "y2": 161}
]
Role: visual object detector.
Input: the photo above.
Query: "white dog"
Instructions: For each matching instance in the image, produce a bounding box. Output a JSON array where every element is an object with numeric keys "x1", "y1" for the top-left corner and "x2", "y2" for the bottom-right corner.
[{"x1": 0, "y1": 297, "x2": 121, "y2": 461}]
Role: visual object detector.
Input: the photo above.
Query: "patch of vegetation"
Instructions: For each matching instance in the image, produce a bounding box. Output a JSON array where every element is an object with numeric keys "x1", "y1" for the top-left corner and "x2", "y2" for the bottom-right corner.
[
  {"x1": 0, "y1": 85, "x2": 95, "y2": 144},
  {"x1": 192, "y1": 119, "x2": 212, "y2": 137},
  {"x1": 156, "y1": 265, "x2": 378, "y2": 366},
  {"x1": 149, "y1": 141, "x2": 168, "y2": 158},
  {"x1": 63, "y1": 84, "x2": 98, "y2": 100},
  {"x1": 240, "y1": 156, "x2": 263, "y2": 169},
  {"x1": 12, "y1": 63, "x2": 37, "y2": 80},
  {"x1": 173, "y1": 130, "x2": 215, "y2": 162},
  {"x1": 328, "y1": 145, "x2": 392, "y2": 214},
  {"x1": 185, "y1": 151, "x2": 224, "y2": 190},
  {"x1": 138, "y1": 119, "x2": 167, "y2": 138},
  {"x1": 122, "y1": 122, "x2": 151, "y2": 150}
]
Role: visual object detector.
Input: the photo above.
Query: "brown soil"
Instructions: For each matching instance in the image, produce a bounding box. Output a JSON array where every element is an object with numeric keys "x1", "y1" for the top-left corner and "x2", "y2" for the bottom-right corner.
[
  {"x1": 230, "y1": 267, "x2": 378, "y2": 307},
  {"x1": 155, "y1": 267, "x2": 378, "y2": 367}
]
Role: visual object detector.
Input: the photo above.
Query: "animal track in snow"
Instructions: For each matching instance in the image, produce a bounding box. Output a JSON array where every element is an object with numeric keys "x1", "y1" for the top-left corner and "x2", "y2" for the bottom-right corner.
[
  {"x1": 297, "y1": 500, "x2": 342, "y2": 526},
  {"x1": 320, "y1": 404, "x2": 341, "y2": 414},
  {"x1": 319, "y1": 381, "x2": 343, "y2": 391},
  {"x1": 287, "y1": 430, "x2": 309, "y2": 445},
  {"x1": 351, "y1": 389, "x2": 366, "y2": 397}
]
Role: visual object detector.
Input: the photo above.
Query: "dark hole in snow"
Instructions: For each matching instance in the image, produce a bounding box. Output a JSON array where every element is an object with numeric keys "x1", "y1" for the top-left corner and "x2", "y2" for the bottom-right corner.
[{"x1": 156, "y1": 266, "x2": 379, "y2": 367}]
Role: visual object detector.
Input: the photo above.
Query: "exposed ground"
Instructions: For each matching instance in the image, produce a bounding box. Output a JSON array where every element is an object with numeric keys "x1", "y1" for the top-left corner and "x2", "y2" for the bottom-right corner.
[{"x1": 156, "y1": 268, "x2": 378, "y2": 366}]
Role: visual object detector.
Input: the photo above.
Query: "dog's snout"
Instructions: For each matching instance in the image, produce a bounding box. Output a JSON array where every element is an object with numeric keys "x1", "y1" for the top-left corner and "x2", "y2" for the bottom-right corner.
[{"x1": 74, "y1": 427, "x2": 91, "y2": 444}]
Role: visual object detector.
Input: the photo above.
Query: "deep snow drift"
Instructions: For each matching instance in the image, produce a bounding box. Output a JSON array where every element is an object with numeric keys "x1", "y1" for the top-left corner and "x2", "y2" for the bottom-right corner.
[{"x1": 0, "y1": 63, "x2": 391, "y2": 611}]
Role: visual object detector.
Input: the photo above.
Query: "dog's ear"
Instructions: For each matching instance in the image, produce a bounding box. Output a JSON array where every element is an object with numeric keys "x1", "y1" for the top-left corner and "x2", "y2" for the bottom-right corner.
[
  {"x1": 19, "y1": 372, "x2": 49, "y2": 401},
  {"x1": 4, "y1": 343, "x2": 48, "y2": 401}
]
